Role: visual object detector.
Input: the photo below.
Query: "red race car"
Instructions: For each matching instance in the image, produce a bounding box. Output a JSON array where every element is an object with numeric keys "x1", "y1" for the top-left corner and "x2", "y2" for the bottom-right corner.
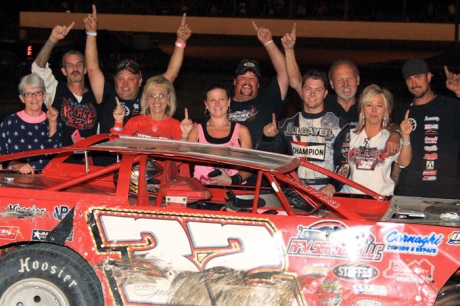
[{"x1": 0, "y1": 134, "x2": 458, "y2": 306}]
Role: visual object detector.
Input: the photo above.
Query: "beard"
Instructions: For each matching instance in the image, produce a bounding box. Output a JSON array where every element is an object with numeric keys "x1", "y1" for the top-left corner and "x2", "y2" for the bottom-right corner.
[{"x1": 410, "y1": 86, "x2": 429, "y2": 99}]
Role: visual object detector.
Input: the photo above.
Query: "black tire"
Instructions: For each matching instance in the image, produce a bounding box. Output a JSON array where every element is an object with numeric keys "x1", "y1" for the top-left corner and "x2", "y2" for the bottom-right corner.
[{"x1": 0, "y1": 243, "x2": 104, "y2": 306}]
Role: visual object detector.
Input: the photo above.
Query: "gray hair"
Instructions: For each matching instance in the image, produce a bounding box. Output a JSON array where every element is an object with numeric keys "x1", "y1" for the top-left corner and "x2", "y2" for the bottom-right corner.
[
  {"x1": 18, "y1": 73, "x2": 45, "y2": 94},
  {"x1": 61, "y1": 50, "x2": 85, "y2": 68},
  {"x1": 328, "y1": 59, "x2": 360, "y2": 81}
]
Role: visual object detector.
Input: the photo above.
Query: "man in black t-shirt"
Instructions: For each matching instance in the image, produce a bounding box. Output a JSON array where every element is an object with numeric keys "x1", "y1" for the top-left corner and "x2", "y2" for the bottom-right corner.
[
  {"x1": 228, "y1": 21, "x2": 289, "y2": 146},
  {"x1": 395, "y1": 58, "x2": 460, "y2": 199}
]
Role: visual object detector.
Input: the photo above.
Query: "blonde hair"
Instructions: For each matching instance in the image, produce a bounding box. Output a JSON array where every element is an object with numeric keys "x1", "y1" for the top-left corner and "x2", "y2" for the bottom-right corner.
[
  {"x1": 140, "y1": 75, "x2": 177, "y2": 117},
  {"x1": 354, "y1": 84, "x2": 393, "y2": 134}
]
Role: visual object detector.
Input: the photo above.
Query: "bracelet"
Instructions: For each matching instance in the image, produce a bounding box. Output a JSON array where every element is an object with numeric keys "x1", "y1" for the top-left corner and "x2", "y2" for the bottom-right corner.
[
  {"x1": 231, "y1": 174, "x2": 243, "y2": 185},
  {"x1": 86, "y1": 31, "x2": 97, "y2": 36},
  {"x1": 114, "y1": 121, "x2": 123, "y2": 128},
  {"x1": 402, "y1": 141, "x2": 411, "y2": 146},
  {"x1": 113, "y1": 126, "x2": 123, "y2": 131},
  {"x1": 175, "y1": 41, "x2": 186, "y2": 48},
  {"x1": 263, "y1": 40, "x2": 274, "y2": 47}
]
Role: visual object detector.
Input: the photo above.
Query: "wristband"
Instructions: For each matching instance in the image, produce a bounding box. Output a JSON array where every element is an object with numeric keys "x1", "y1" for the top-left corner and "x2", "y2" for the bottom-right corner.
[
  {"x1": 263, "y1": 40, "x2": 274, "y2": 47},
  {"x1": 175, "y1": 41, "x2": 186, "y2": 48},
  {"x1": 113, "y1": 126, "x2": 123, "y2": 131},
  {"x1": 231, "y1": 174, "x2": 243, "y2": 185},
  {"x1": 114, "y1": 121, "x2": 123, "y2": 128},
  {"x1": 86, "y1": 31, "x2": 97, "y2": 36},
  {"x1": 402, "y1": 141, "x2": 411, "y2": 146}
]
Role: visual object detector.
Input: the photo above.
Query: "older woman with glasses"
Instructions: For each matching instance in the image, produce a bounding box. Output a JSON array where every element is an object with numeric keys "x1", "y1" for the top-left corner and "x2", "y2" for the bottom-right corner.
[
  {"x1": 111, "y1": 75, "x2": 181, "y2": 140},
  {"x1": 0, "y1": 73, "x2": 62, "y2": 174}
]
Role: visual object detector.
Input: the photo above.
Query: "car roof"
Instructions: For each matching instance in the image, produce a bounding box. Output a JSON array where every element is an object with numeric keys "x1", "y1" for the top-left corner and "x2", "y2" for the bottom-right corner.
[{"x1": 91, "y1": 136, "x2": 300, "y2": 173}]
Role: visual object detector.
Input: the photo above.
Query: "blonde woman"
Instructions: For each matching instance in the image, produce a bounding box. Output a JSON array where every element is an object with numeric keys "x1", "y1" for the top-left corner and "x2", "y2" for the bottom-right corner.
[
  {"x1": 342, "y1": 84, "x2": 412, "y2": 195},
  {"x1": 111, "y1": 75, "x2": 181, "y2": 140}
]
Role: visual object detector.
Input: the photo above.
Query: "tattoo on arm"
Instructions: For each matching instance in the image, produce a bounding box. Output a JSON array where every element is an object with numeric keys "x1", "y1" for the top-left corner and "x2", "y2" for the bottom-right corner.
[{"x1": 35, "y1": 40, "x2": 56, "y2": 68}]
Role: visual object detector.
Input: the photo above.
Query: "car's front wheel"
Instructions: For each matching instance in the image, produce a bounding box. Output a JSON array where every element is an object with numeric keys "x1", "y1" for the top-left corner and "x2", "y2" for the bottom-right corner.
[{"x1": 0, "y1": 243, "x2": 104, "y2": 306}]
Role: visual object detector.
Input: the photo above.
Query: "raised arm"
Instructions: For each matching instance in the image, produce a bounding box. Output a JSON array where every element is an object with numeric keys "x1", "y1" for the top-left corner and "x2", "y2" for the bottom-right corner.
[
  {"x1": 252, "y1": 20, "x2": 289, "y2": 100},
  {"x1": 34, "y1": 22, "x2": 75, "y2": 68},
  {"x1": 84, "y1": 4, "x2": 105, "y2": 103},
  {"x1": 281, "y1": 23, "x2": 303, "y2": 97},
  {"x1": 163, "y1": 13, "x2": 192, "y2": 83},
  {"x1": 445, "y1": 65, "x2": 460, "y2": 96}
]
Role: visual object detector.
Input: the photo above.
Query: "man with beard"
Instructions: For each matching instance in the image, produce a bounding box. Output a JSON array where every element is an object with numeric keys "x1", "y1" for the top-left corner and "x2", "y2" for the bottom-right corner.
[
  {"x1": 32, "y1": 22, "x2": 99, "y2": 147},
  {"x1": 228, "y1": 21, "x2": 289, "y2": 146},
  {"x1": 394, "y1": 58, "x2": 460, "y2": 199},
  {"x1": 84, "y1": 4, "x2": 191, "y2": 134}
]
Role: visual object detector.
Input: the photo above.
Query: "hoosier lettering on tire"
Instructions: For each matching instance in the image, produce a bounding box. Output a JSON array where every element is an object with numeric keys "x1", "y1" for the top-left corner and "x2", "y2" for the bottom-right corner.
[{"x1": 0, "y1": 243, "x2": 104, "y2": 306}]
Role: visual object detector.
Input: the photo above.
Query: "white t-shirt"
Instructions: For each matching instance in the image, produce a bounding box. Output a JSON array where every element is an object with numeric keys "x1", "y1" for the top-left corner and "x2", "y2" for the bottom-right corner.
[{"x1": 342, "y1": 129, "x2": 399, "y2": 196}]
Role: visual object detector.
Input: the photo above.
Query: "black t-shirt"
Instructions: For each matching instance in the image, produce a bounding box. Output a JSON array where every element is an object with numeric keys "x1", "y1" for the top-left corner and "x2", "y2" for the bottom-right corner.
[
  {"x1": 395, "y1": 95, "x2": 460, "y2": 199},
  {"x1": 229, "y1": 78, "x2": 286, "y2": 147},
  {"x1": 324, "y1": 94, "x2": 359, "y2": 128},
  {"x1": 53, "y1": 82, "x2": 98, "y2": 147},
  {"x1": 98, "y1": 81, "x2": 142, "y2": 133}
]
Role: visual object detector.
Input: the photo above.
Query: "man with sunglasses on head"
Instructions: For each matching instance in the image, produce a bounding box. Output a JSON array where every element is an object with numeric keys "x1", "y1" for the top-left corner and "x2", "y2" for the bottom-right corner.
[
  {"x1": 84, "y1": 4, "x2": 191, "y2": 134},
  {"x1": 32, "y1": 22, "x2": 99, "y2": 147},
  {"x1": 228, "y1": 21, "x2": 289, "y2": 146}
]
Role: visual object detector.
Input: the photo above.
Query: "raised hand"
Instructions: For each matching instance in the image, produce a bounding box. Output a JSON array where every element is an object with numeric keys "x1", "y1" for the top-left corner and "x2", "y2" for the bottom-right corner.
[
  {"x1": 49, "y1": 22, "x2": 75, "y2": 44},
  {"x1": 180, "y1": 108, "x2": 195, "y2": 140},
  {"x1": 400, "y1": 109, "x2": 413, "y2": 136},
  {"x1": 252, "y1": 20, "x2": 273, "y2": 45},
  {"x1": 281, "y1": 23, "x2": 297, "y2": 50},
  {"x1": 84, "y1": 4, "x2": 98, "y2": 32},
  {"x1": 444, "y1": 65, "x2": 460, "y2": 95},
  {"x1": 46, "y1": 106, "x2": 59, "y2": 123},
  {"x1": 176, "y1": 13, "x2": 192, "y2": 43},
  {"x1": 113, "y1": 97, "x2": 125, "y2": 123},
  {"x1": 263, "y1": 113, "x2": 279, "y2": 137}
]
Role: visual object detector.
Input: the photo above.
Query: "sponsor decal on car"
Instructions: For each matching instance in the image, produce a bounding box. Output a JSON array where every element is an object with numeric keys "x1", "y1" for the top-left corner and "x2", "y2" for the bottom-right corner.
[
  {"x1": 383, "y1": 259, "x2": 434, "y2": 283},
  {"x1": 0, "y1": 226, "x2": 19, "y2": 240},
  {"x1": 423, "y1": 176, "x2": 437, "y2": 181},
  {"x1": 351, "y1": 297, "x2": 384, "y2": 306},
  {"x1": 332, "y1": 264, "x2": 379, "y2": 281},
  {"x1": 32, "y1": 229, "x2": 73, "y2": 242},
  {"x1": 353, "y1": 283, "x2": 388, "y2": 296},
  {"x1": 426, "y1": 160, "x2": 435, "y2": 170},
  {"x1": 7, "y1": 203, "x2": 46, "y2": 216},
  {"x1": 384, "y1": 230, "x2": 443, "y2": 255},
  {"x1": 287, "y1": 221, "x2": 384, "y2": 261},
  {"x1": 425, "y1": 129, "x2": 438, "y2": 136},
  {"x1": 302, "y1": 264, "x2": 330, "y2": 277},
  {"x1": 447, "y1": 232, "x2": 460, "y2": 245},
  {"x1": 53, "y1": 205, "x2": 71, "y2": 221}
]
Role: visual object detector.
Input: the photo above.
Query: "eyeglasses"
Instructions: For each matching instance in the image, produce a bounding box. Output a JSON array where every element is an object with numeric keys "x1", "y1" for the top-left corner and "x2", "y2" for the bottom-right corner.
[
  {"x1": 22, "y1": 91, "x2": 44, "y2": 98},
  {"x1": 146, "y1": 93, "x2": 169, "y2": 100}
]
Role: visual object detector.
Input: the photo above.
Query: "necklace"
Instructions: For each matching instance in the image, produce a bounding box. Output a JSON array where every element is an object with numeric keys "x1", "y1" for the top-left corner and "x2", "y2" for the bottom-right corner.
[
  {"x1": 150, "y1": 117, "x2": 165, "y2": 132},
  {"x1": 412, "y1": 93, "x2": 436, "y2": 106},
  {"x1": 207, "y1": 120, "x2": 230, "y2": 128}
]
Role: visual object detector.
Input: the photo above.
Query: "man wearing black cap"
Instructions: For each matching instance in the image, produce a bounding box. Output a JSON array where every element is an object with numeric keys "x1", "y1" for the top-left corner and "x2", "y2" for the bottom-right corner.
[
  {"x1": 394, "y1": 58, "x2": 460, "y2": 199},
  {"x1": 32, "y1": 22, "x2": 100, "y2": 147},
  {"x1": 84, "y1": 4, "x2": 191, "y2": 134},
  {"x1": 228, "y1": 21, "x2": 289, "y2": 146}
]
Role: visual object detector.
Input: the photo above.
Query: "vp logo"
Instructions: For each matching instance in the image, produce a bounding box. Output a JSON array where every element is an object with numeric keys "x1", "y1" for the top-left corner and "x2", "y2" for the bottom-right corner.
[{"x1": 53, "y1": 205, "x2": 71, "y2": 221}]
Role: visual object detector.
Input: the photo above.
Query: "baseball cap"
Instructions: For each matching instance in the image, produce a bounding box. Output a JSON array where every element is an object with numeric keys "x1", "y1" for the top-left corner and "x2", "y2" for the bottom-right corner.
[
  {"x1": 235, "y1": 59, "x2": 261, "y2": 78},
  {"x1": 115, "y1": 59, "x2": 141, "y2": 75},
  {"x1": 402, "y1": 58, "x2": 430, "y2": 79}
]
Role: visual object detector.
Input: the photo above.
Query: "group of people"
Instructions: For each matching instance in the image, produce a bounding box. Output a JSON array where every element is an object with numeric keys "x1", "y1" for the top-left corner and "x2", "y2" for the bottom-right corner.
[{"x1": 2, "y1": 4, "x2": 460, "y2": 201}]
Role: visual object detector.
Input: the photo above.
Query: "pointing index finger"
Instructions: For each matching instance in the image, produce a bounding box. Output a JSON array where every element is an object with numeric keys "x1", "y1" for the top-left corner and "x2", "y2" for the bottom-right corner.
[
  {"x1": 272, "y1": 113, "x2": 277, "y2": 126},
  {"x1": 292, "y1": 23, "x2": 296, "y2": 35},
  {"x1": 115, "y1": 97, "x2": 121, "y2": 107},
  {"x1": 181, "y1": 13, "x2": 186, "y2": 26},
  {"x1": 66, "y1": 21, "x2": 75, "y2": 33},
  {"x1": 184, "y1": 108, "x2": 189, "y2": 119},
  {"x1": 405, "y1": 109, "x2": 410, "y2": 120},
  {"x1": 92, "y1": 4, "x2": 97, "y2": 18},
  {"x1": 252, "y1": 20, "x2": 259, "y2": 32}
]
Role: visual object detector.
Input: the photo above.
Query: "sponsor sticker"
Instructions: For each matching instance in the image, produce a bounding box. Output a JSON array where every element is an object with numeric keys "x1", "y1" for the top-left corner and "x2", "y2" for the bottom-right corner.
[
  {"x1": 424, "y1": 136, "x2": 438, "y2": 144},
  {"x1": 384, "y1": 230, "x2": 442, "y2": 255},
  {"x1": 0, "y1": 226, "x2": 19, "y2": 240},
  {"x1": 447, "y1": 232, "x2": 460, "y2": 245}
]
